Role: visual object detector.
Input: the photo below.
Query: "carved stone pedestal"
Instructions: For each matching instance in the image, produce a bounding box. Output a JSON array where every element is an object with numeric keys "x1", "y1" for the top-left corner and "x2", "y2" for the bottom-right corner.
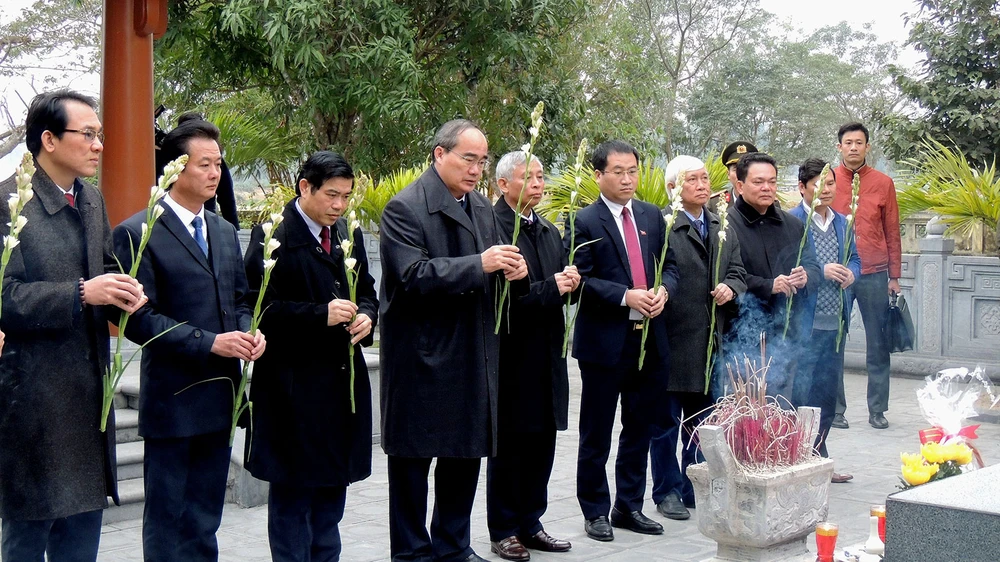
[{"x1": 688, "y1": 407, "x2": 834, "y2": 561}]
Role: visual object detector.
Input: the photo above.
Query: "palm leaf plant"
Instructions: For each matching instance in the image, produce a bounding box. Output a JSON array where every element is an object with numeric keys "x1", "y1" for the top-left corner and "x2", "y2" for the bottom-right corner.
[
  {"x1": 896, "y1": 137, "x2": 1000, "y2": 242},
  {"x1": 536, "y1": 160, "x2": 666, "y2": 228},
  {"x1": 356, "y1": 163, "x2": 428, "y2": 236}
]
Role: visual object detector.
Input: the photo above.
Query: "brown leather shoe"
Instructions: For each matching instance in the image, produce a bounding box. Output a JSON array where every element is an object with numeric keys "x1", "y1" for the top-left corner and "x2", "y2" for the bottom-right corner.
[
  {"x1": 831, "y1": 472, "x2": 854, "y2": 484},
  {"x1": 491, "y1": 536, "x2": 530, "y2": 561},
  {"x1": 519, "y1": 530, "x2": 571, "y2": 552}
]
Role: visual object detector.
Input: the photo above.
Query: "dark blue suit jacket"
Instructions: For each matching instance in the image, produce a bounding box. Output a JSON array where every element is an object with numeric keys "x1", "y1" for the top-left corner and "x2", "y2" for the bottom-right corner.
[
  {"x1": 567, "y1": 197, "x2": 680, "y2": 369},
  {"x1": 114, "y1": 201, "x2": 252, "y2": 439}
]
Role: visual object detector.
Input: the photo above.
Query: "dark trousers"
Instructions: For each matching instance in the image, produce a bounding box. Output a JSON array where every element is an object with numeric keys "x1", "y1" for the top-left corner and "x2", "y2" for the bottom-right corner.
[
  {"x1": 1, "y1": 509, "x2": 102, "y2": 562},
  {"x1": 792, "y1": 329, "x2": 843, "y2": 458},
  {"x1": 387, "y1": 455, "x2": 482, "y2": 562},
  {"x1": 267, "y1": 481, "x2": 347, "y2": 562},
  {"x1": 142, "y1": 430, "x2": 232, "y2": 562},
  {"x1": 576, "y1": 332, "x2": 662, "y2": 520},
  {"x1": 649, "y1": 391, "x2": 712, "y2": 506},
  {"x1": 836, "y1": 271, "x2": 891, "y2": 415},
  {"x1": 486, "y1": 428, "x2": 556, "y2": 541}
]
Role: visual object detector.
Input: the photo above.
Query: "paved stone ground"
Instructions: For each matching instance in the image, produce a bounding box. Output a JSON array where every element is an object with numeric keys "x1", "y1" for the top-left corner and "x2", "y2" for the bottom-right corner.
[{"x1": 97, "y1": 365, "x2": 1000, "y2": 561}]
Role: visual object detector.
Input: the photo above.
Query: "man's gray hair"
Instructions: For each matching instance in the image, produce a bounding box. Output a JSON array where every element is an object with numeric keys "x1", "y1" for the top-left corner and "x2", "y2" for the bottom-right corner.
[
  {"x1": 432, "y1": 119, "x2": 482, "y2": 156},
  {"x1": 664, "y1": 155, "x2": 705, "y2": 185},
  {"x1": 495, "y1": 150, "x2": 544, "y2": 182}
]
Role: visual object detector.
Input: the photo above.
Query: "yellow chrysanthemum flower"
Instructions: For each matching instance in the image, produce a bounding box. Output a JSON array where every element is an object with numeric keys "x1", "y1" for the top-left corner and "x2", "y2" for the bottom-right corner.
[
  {"x1": 921, "y1": 442, "x2": 947, "y2": 464},
  {"x1": 902, "y1": 463, "x2": 939, "y2": 486},
  {"x1": 952, "y1": 443, "x2": 974, "y2": 466},
  {"x1": 901, "y1": 452, "x2": 924, "y2": 467}
]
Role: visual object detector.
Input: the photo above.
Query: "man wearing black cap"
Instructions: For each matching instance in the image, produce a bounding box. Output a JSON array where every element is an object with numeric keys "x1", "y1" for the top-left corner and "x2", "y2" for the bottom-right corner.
[{"x1": 721, "y1": 141, "x2": 759, "y2": 203}]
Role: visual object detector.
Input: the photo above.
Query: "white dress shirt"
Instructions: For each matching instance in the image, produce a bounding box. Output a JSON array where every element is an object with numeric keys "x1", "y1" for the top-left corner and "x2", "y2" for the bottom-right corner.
[
  {"x1": 163, "y1": 192, "x2": 209, "y2": 245},
  {"x1": 600, "y1": 194, "x2": 644, "y2": 320}
]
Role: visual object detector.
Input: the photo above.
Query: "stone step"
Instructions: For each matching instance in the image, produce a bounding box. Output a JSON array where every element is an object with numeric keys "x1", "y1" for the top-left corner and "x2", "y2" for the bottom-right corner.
[
  {"x1": 119, "y1": 372, "x2": 140, "y2": 410},
  {"x1": 104, "y1": 477, "x2": 144, "y2": 525},
  {"x1": 115, "y1": 408, "x2": 140, "y2": 444},
  {"x1": 116, "y1": 440, "x2": 144, "y2": 481}
]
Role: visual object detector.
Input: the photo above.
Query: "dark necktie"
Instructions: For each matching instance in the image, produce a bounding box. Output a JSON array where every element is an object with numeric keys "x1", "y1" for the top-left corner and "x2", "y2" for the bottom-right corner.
[
  {"x1": 621, "y1": 207, "x2": 647, "y2": 289},
  {"x1": 693, "y1": 218, "x2": 706, "y2": 242},
  {"x1": 320, "y1": 225, "x2": 331, "y2": 254},
  {"x1": 460, "y1": 197, "x2": 472, "y2": 218},
  {"x1": 65, "y1": 192, "x2": 75, "y2": 208},
  {"x1": 191, "y1": 216, "x2": 208, "y2": 257}
]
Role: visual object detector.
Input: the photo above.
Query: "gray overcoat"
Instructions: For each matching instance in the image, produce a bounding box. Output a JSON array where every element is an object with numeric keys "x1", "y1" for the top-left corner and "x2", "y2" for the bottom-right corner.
[
  {"x1": 0, "y1": 164, "x2": 119, "y2": 520},
  {"x1": 664, "y1": 210, "x2": 747, "y2": 394},
  {"x1": 378, "y1": 167, "x2": 503, "y2": 459}
]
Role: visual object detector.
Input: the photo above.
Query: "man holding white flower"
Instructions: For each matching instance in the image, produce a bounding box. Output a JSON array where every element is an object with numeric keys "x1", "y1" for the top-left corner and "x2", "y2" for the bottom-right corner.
[
  {"x1": 0, "y1": 89, "x2": 146, "y2": 560},
  {"x1": 379, "y1": 119, "x2": 527, "y2": 562},
  {"x1": 649, "y1": 155, "x2": 746, "y2": 522},
  {"x1": 114, "y1": 118, "x2": 264, "y2": 562},
  {"x1": 243, "y1": 150, "x2": 377, "y2": 562}
]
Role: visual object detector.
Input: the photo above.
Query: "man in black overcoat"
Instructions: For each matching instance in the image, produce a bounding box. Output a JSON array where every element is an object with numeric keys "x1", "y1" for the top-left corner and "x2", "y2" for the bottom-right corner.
[
  {"x1": 487, "y1": 151, "x2": 579, "y2": 561},
  {"x1": 0, "y1": 90, "x2": 144, "y2": 561},
  {"x1": 569, "y1": 140, "x2": 679, "y2": 542},
  {"x1": 379, "y1": 120, "x2": 528, "y2": 562},
  {"x1": 648, "y1": 155, "x2": 747, "y2": 522},
  {"x1": 243, "y1": 151, "x2": 377, "y2": 561},
  {"x1": 115, "y1": 119, "x2": 265, "y2": 561},
  {"x1": 727, "y1": 152, "x2": 820, "y2": 398}
]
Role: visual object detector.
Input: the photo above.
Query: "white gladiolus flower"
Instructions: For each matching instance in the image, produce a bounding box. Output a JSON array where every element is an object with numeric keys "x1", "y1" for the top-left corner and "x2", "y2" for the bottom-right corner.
[
  {"x1": 521, "y1": 144, "x2": 531, "y2": 154},
  {"x1": 263, "y1": 259, "x2": 276, "y2": 271},
  {"x1": 141, "y1": 222, "x2": 148, "y2": 239},
  {"x1": 4, "y1": 235, "x2": 19, "y2": 250},
  {"x1": 349, "y1": 210, "x2": 356, "y2": 222},
  {"x1": 10, "y1": 215, "x2": 27, "y2": 235},
  {"x1": 529, "y1": 127, "x2": 539, "y2": 138},
  {"x1": 18, "y1": 172, "x2": 32, "y2": 187},
  {"x1": 17, "y1": 187, "x2": 33, "y2": 205},
  {"x1": 265, "y1": 238, "x2": 281, "y2": 257},
  {"x1": 261, "y1": 222, "x2": 273, "y2": 237},
  {"x1": 718, "y1": 230, "x2": 727, "y2": 243},
  {"x1": 570, "y1": 191, "x2": 578, "y2": 204},
  {"x1": 340, "y1": 239, "x2": 351, "y2": 254},
  {"x1": 845, "y1": 214, "x2": 853, "y2": 223},
  {"x1": 344, "y1": 257, "x2": 357, "y2": 270},
  {"x1": 270, "y1": 213, "x2": 284, "y2": 226},
  {"x1": 152, "y1": 205, "x2": 165, "y2": 220},
  {"x1": 8, "y1": 194, "x2": 19, "y2": 216},
  {"x1": 664, "y1": 215, "x2": 675, "y2": 229},
  {"x1": 351, "y1": 220, "x2": 361, "y2": 231}
]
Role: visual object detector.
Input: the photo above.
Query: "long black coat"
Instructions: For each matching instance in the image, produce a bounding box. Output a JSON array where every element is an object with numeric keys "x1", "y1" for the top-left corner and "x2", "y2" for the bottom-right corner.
[
  {"x1": 243, "y1": 200, "x2": 377, "y2": 486},
  {"x1": 494, "y1": 198, "x2": 569, "y2": 433},
  {"x1": 115, "y1": 202, "x2": 252, "y2": 439},
  {"x1": 663, "y1": 210, "x2": 747, "y2": 393},
  {"x1": 0, "y1": 165, "x2": 119, "y2": 519},
  {"x1": 727, "y1": 196, "x2": 820, "y2": 342},
  {"x1": 379, "y1": 167, "x2": 503, "y2": 458}
]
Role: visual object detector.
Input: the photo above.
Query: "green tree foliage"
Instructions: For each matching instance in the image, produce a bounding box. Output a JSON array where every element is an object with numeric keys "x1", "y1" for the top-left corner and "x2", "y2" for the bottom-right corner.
[
  {"x1": 155, "y1": 0, "x2": 589, "y2": 178},
  {"x1": 884, "y1": 0, "x2": 1000, "y2": 167},
  {"x1": 685, "y1": 22, "x2": 900, "y2": 166}
]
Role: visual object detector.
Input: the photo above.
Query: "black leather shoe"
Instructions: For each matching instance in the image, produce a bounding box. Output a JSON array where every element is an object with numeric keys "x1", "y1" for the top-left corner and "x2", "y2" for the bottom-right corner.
[
  {"x1": 656, "y1": 492, "x2": 690, "y2": 520},
  {"x1": 584, "y1": 516, "x2": 614, "y2": 542},
  {"x1": 869, "y1": 412, "x2": 889, "y2": 429},
  {"x1": 610, "y1": 507, "x2": 664, "y2": 535},
  {"x1": 519, "y1": 530, "x2": 571, "y2": 552},
  {"x1": 832, "y1": 414, "x2": 849, "y2": 429},
  {"x1": 490, "y1": 536, "x2": 530, "y2": 561}
]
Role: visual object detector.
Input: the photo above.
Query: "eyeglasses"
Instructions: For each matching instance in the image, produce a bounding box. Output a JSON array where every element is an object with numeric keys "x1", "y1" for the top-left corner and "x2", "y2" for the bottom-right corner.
[
  {"x1": 601, "y1": 168, "x2": 639, "y2": 178},
  {"x1": 63, "y1": 129, "x2": 105, "y2": 144},
  {"x1": 446, "y1": 148, "x2": 490, "y2": 170}
]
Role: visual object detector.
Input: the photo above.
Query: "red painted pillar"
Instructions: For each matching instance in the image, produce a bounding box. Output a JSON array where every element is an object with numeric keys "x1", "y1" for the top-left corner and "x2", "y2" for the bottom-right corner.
[{"x1": 99, "y1": 0, "x2": 167, "y2": 227}]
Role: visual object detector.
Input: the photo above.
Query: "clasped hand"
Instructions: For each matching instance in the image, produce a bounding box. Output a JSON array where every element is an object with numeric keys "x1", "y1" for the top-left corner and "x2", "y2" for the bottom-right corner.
[
  {"x1": 85, "y1": 273, "x2": 147, "y2": 313},
  {"x1": 625, "y1": 286, "x2": 667, "y2": 318},
  {"x1": 554, "y1": 265, "x2": 581, "y2": 295},
  {"x1": 482, "y1": 244, "x2": 527, "y2": 281}
]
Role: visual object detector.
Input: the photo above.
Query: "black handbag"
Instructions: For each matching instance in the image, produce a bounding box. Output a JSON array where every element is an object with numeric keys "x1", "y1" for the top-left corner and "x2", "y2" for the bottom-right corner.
[{"x1": 884, "y1": 292, "x2": 915, "y2": 353}]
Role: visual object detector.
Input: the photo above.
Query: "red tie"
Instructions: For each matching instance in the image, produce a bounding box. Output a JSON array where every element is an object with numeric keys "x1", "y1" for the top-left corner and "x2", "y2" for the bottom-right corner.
[
  {"x1": 320, "y1": 226, "x2": 331, "y2": 254},
  {"x1": 621, "y1": 207, "x2": 647, "y2": 289},
  {"x1": 65, "y1": 192, "x2": 75, "y2": 208}
]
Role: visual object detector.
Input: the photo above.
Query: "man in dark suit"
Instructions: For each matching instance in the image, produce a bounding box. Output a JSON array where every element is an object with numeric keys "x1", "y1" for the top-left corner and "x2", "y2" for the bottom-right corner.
[
  {"x1": 727, "y1": 152, "x2": 820, "y2": 398},
  {"x1": 569, "y1": 140, "x2": 679, "y2": 542},
  {"x1": 243, "y1": 151, "x2": 378, "y2": 561},
  {"x1": 649, "y1": 155, "x2": 746, "y2": 522},
  {"x1": 0, "y1": 89, "x2": 144, "y2": 561},
  {"x1": 115, "y1": 119, "x2": 265, "y2": 561},
  {"x1": 379, "y1": 119, "x2": 527, "y2": 562},
  {"x1": 487, "y1": 151, "x2": 578, "y2": 561}
]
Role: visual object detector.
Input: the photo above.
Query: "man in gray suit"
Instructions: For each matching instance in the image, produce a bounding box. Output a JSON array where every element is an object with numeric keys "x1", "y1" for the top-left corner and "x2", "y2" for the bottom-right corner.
[
  {"x1": 379, "y1": 119, "x2": 527, "y2": 562},
  {"x1": 0, "y1": 89, "x2": 145, "y2": 561}
]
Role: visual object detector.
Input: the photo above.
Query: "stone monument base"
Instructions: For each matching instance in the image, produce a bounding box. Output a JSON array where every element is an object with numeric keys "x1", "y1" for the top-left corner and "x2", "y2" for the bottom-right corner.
[{"x1": 703, "y1": 537, "x2": 815, "y2": 562}]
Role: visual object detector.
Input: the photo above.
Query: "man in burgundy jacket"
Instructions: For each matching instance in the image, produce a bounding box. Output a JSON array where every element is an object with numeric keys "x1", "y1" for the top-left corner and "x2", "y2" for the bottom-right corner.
[{"x1": 831, "y1": 122, "x2": 902, "y2": 431}]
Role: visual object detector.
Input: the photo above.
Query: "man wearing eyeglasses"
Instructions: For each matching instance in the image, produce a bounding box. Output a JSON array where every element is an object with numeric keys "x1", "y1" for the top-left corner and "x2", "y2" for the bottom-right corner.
[
  {"x1": 379, "y1": 119, "x2": 527, "y2": 562},
  {"x1": 0, "y1": 89, "x2": 145, "y2": 560},
  {"x1": 568, "y1": 140, "x2": 679, "y2": 542}
]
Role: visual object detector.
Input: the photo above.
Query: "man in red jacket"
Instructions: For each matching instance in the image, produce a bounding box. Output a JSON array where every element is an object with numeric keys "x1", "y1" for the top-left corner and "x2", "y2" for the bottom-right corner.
[{"x1": 830, "y1": 122, "x2": 902, "y2": 431}]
